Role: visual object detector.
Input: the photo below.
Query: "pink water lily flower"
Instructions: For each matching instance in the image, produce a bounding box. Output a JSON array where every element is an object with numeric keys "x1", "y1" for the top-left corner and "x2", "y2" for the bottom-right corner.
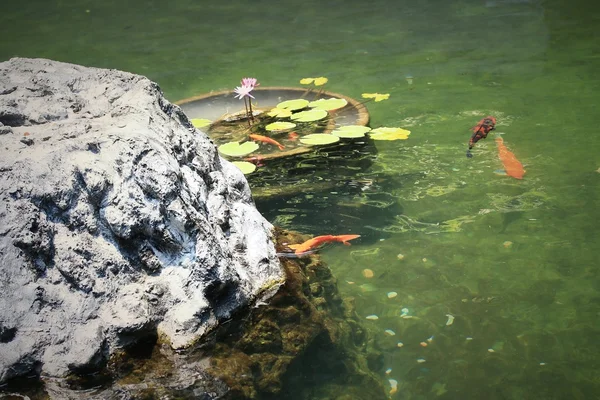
[
  {"x1": 234, "y1": 85, "x2": 255, "y2": 99},
  {"x1": 241, "y1": 77, "x2": 259, "y2": 88},
  {"x1": 234, "y1": 77, "x2": 259, "y2": 126}
]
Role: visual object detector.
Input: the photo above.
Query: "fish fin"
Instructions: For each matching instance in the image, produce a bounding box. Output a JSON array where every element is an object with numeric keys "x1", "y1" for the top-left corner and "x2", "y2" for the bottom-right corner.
[
  {"x1": 288, "y1": 244, "x2": 301, "y2": 250},
  {"x1": 343, "y1": 242, "x2": 352, "y2": 246},
  {"x1": 278, "y1": 145, "x2": 285, "y2": 150}
]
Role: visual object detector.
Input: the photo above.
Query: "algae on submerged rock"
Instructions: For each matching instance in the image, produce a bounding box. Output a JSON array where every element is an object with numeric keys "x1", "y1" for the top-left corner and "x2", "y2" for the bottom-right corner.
[{"x1": 205, "y1": 228, "x2": 387, "y2": 400}]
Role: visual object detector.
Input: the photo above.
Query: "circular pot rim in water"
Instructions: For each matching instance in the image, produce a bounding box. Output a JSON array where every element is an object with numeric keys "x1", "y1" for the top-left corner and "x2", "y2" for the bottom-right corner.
[{"x1": 175, "y1": 87, "x2": 370, "y2": 161}]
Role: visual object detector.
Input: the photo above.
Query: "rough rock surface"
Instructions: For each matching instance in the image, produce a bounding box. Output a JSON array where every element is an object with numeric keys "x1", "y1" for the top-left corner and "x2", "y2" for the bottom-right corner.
[
  {"x1": 0, "y1": 58, "x2": 283, "y2": 383},
  {"x1": 27, "y1": 229, "x2": 386, "y2": 400}
]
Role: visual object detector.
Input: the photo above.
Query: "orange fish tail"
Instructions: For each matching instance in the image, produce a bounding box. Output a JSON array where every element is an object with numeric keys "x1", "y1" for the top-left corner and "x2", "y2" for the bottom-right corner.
[
  {"x1": 495, "y1": 138, "x2": 525, "y2": 179},
  {"x1": 335, "y1": 234, "x2": 360, "y2": 245}
]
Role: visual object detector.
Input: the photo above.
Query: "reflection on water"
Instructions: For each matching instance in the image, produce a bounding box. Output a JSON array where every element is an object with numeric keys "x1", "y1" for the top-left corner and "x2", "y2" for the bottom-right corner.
[
  {"x1": 2, "y1": 0, "x2": 600, "y2": 398},
  {"x1": 252, "y1": 103, "x2": 597, "y2": 398}
]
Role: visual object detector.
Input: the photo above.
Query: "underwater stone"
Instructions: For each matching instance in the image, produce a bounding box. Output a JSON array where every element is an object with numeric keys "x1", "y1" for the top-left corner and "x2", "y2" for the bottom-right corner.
[
  {"x1": 0, "y1": 57, "x2": 283, "y2": 384},
  {"x1": 204, "y1": 228, "x2": 387, "y2": 400}
]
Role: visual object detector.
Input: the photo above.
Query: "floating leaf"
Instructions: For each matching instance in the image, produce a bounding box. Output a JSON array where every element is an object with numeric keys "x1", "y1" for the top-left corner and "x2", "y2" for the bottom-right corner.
[
  {"x1": 332, "y1": 125, "x2": 371, "y2": 138},
  {"x1": 362, "y1": 93, "x2": 390, "y2": 102},
  {"x1": 290, "y1": 109, "x2": 328, "y2": 122},
  {"x1": 369, "y1": 127, "x2": 411, "y2": 141},
  {"x1": 265, "y1": 121, "x2": 297, "y2": 132},
  {"x1": 300, "y1": 77, "x2": 328, "y2": 86},
  {"x1": 231, "y1": 161, "x2": 257, "y2": 174},
  {"x1": 218, "y1": 141, "x2": 259, "y2": 157},
  {"x1": 299, "y1": 134, "x2": 340, "y2": 146},
  {"x1": 190, "y1": 118, "x2": 212, "y2": 128},
  {"x1": 267, "y1": 107, "x2": 292, "y2": 118},
  {"x1": 308, "y1": 98, "x2": 348, "y2": 111},
  {"x1": 277, "y1": 98, "x2": 309, "y2": 111}
]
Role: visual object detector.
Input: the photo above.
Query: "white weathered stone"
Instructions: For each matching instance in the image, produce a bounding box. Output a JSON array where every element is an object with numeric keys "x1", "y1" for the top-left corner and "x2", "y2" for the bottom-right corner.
[{"x1": 0, "y1": 58, "x2": 283, "y2": 382}]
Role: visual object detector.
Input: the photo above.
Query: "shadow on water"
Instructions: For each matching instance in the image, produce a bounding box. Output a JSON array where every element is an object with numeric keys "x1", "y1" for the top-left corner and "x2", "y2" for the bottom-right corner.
[{"x1": 249, "y1": 138, "x2": 408, "y2": 244}]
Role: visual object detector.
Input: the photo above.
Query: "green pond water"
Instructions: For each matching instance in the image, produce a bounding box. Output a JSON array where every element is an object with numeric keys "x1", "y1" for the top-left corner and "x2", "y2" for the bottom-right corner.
[{"x1": 2, "y1": 0, "x2": 600, "y2": 398}]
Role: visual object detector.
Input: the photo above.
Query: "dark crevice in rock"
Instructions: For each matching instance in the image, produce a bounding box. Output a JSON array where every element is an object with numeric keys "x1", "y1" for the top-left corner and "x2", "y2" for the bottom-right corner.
[
  {"x1": 0, "y1": 110, "x2": 27, "y2": 127},
  {"x1": 20, "y1": 137, "x2": 34, "y2": 146},
  {"x1": 0, "y1": 325, "x2": 17, "y2": 343},
  {"x1": 204, "y1": 279, "x2": 242, "y2": 320},
  {"x1": 0, "y1": 86, "x2": 17, "y2": 95},
  {"x1": 87, "y1": 142, "x2": 101, "y2": 153},
  {"x1": 0, "y1": 362, "x2": 44, "y2": 395},
  {"x1": 132, "y1": 148, "x2": 152, "y2": 167},
  {"x1": 59, "y1": 329, "x2": 159, "y2": 393},
  {"x1": 31, "y1": 186, "x2": 80, "y2": 228},
  {"x1": 12, "y1": 216, "x2": 56, "y2": 277},
  {"x1": 138, "y1": 242, "x2": 162, "y2": 274},
  {"x1": 74, "y1": 169, "x2": 111, "y2": 211}
]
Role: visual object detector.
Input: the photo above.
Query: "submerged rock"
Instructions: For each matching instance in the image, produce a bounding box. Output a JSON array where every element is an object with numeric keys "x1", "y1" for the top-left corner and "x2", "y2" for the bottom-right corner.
[
  {"x1": 0, "y1": 58, "x2": 283, "y2": 384},
  {"x1": 78, "y1": 228, "x2": 387, "y2": 400}
]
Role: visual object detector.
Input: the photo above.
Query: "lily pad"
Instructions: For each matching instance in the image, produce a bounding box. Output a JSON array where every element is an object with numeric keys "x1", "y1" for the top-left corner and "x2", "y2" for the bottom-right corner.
[
  {"x1": 218, "y1": 141, "x2": 259, "y2": 157},
  {"x1": 332, "y1": 125, "x2": 371, "y2": 138},
  {"x1": 265, "y1": 121, "x2": 297, "y2": 132},
  {"x1": 290, "y1": 109, "x2": 328, "y2": 122},
  {"x1": 362, "y1": 93, "x2": 390, "y2": 102},
  {"x1": 300, "y1": 77, "x2": 328, "y2": 86},
  {"x1": 308, "y1": 98, "x2": 348, "y2": 111},
  {"x1": 190, "y1": 118, "x2": 212, "y2": 128},
  {"x1": 369, "y1": 127, "x2": 411, "y2": 140},
  {"x1": 267, "y1": 107, "x2": 293, "y2": 118},
  {"x1": 277, "y1": 98, "x2": 309, "y2": 111},
  {"x1": 231, "y1": 161, "x2": 257, "y2": 174},
  {"x1": 299, "y1": 134, "x2": 340, "y2": 146}
]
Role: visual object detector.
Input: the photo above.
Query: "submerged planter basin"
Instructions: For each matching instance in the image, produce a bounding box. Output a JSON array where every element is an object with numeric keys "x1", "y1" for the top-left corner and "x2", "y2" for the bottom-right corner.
[{"x1": 176, "y1": 87, "x2": 370, "y2": 161}]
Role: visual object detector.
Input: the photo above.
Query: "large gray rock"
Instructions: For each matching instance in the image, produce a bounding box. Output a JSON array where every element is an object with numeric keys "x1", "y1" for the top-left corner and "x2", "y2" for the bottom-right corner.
[{"x1": 0, "y1": 58, "x2": 283, "y2": 382}]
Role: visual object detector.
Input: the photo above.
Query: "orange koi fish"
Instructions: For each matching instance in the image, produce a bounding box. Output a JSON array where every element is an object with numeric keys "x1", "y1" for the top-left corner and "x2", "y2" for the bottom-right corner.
[
  {"x1": 495, "y1": 137, "x2": 525, "y2": 179},
  {"x1": 467, "y1": 116, "x2": 496, "y2": 158},
  {"x1": 249, "y1": 134, "x2": 285, "y2": 150},
  {"x1": 288, "y1": 234, "x2": 360, "y2": 255},
  {"x1": 288, "y1": 131, "x2": 299, "y2": 141}
]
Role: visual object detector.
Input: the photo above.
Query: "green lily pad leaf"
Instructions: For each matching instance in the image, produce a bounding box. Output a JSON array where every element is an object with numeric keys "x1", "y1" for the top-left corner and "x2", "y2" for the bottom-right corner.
[
  {"x1": 332, "y1": 125, "x2": 372, "y2": 138},
  {"x1": 190, "y1": 118, "x2": 212, "y2": 128},
  {"x1": 308, "y1": 98, "x2": 348, "y2": 111},
  {"x1": 300, "y1": 77, "x2": 328, "y2": 86},
  {"x1": 299, "y1": 134, "x2": 340, "y2": 146},
  {"x1": 218, "y1": 141, "x2": 259, "y2": 157},
  {"x1": 231, "y1": 161, "x2": 257, "y2": 174},
  {"x1": 361, "y1": 93, "x2": 390, "y2": 102},
  {"x1": 265, "y1": 121, "x2": 297, "y2": 132},
  {"x1": 369, "y1": 127, "x2": 411, "y2": 141},
  {"x1": 277, "y1": 99, "x2": 309, "y2": 111},
  {"x1": 267, "y1": 107, "x2": 292, "y2": 118},
  {"x1": 290, "y1": 109, "x2": 328, "y2": 122}
]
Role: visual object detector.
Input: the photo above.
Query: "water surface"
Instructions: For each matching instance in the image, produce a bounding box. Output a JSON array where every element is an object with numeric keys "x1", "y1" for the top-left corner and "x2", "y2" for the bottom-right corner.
[{"x1": 2, "y1": 0, "x2": 600, "y2": 398}]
